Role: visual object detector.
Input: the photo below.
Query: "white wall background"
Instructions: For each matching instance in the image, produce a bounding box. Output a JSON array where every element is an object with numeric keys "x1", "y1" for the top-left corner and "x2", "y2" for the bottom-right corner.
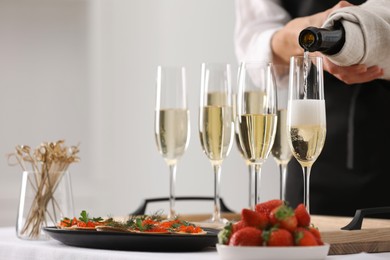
[{"x1": 0, "y1": 0, "x2": 278, "y2": 227}]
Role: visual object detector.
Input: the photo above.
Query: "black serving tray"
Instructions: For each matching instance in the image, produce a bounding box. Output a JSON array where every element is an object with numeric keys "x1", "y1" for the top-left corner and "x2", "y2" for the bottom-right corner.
[{"x1": 43, "y1": 227, "x2": 218, "y2": 252}]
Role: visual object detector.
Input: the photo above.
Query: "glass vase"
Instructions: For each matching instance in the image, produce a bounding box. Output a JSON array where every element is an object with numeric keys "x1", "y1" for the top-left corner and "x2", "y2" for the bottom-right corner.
[{"x1": 16, "y1": 170, "x2": 74, "y2": 240}]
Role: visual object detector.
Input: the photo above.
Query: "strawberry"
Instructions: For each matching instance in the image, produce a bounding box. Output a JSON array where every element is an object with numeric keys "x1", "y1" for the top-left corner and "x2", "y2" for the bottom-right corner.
[
  {"x1": 264, "y1": 228, "x2": 294, "y2": 246},
  {"x1": 232, "y1": 220, "x2": 247, "y2": 233},
  {"x1": 255, "y1": 199, "x2": 284, "y2": 216},
  {"x1": 294, "y1": 228, "x2": 318, "y2": 246},
  {"x1": 308, "y1": 226, "x2": 324, "y2": 245},
  {"x1": 241, "y1": 208, "x2": 269, "y2": 229},
  {"x1": 218, "y1": 222, "x2": 233, "y2": 245},
  {"x1": 269, "y1": 205, "x2": 298, "y2": 232},
  {"x1": 229, "y1": 227, "x2": 263, "y2": 246},
  {"x1": 295, "y1": 203, "x2": 311, "y2": 227}
]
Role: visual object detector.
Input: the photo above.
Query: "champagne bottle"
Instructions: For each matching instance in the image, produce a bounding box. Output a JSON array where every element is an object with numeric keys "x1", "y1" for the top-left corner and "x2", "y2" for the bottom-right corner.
[{"x1": 298, "y1": 21, "x2": 345, "y2": 55}]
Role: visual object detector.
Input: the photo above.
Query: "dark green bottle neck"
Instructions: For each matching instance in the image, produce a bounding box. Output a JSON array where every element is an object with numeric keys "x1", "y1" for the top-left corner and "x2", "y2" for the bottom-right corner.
[{"x1": 298, "y1": 22, "x2": 345, "y2": 55}]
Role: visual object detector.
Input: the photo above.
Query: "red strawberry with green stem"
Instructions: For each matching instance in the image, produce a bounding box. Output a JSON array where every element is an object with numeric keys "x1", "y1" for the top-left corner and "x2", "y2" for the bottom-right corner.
[
  {"x1": 263, "y1": 228, "x2": 294, "y2": 246},
  {"x1": 218, "y1": 222, "x2": 233, "y2": 245},
  {"x1": 255, "y1": 199, "x2": 284, "y2": 216},
  {"x1": 269, "y1": 205, "x2": 298, "y2": 232},
  {"x1": 294, "y1": 227, "x2": 318, "y2": 246},
  {"x1": 308, "y1": 226, "x2": 324, "y2": 245},
  {"x1": 232, "y1": 220, "x2": 246, "y2": 233},
  {"x1": 241, "y1": 208, "x2": 269, "y2": 229},
  {"x1": 229, "y1": 227, "x2": 263, "y2": 246},
  {"x1": 295, "y1": 203, "x2": 311, "y2": 227}
]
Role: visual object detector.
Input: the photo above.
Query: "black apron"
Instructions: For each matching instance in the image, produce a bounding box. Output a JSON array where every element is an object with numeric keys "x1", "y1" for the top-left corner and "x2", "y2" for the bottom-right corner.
[{"x1": 280, "y1": 0, "x2": 390, "y2": 217}]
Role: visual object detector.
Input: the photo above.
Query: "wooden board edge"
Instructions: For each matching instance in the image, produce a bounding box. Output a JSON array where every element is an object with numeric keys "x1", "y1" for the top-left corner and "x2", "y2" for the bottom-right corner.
[{"x1": 329, "y1": 241, "x2": 390, "y2": 255}]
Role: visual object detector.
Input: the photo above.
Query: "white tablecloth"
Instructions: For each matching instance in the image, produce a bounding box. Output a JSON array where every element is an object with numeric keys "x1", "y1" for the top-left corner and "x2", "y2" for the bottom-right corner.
[{"x1": 1, "y1": 227, "x2": 390, "y2": 260}]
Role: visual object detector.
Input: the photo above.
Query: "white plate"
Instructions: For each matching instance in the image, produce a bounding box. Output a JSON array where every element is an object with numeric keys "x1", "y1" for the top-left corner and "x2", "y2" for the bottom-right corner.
[{"x1": 216, "y1": 243, "x2": 330, "y2": 260}]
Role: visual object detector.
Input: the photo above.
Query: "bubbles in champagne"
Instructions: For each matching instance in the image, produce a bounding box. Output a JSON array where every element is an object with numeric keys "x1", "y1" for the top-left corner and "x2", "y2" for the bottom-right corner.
[
  {"x1": 199, "y1": 106, "x2": 234, "y2": 163},
  {"x1": 289, "y1": 125, "x2": 326, "y2": 167},
  {"x1": 237, "y1": 114, "x2": 277, "y2": 164},
  {"x1": 155, "y1": 109, "x2": 190, "y2": 165}
]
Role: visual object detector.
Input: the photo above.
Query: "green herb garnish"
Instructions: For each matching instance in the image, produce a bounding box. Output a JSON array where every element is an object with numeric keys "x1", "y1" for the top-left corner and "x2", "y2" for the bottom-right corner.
[
  {"x1": 78, "y1": 210, "x2": 104, "y2": 223},
  {"x1": 79, "y1": 210, "x2": 89, "y2": 223}
]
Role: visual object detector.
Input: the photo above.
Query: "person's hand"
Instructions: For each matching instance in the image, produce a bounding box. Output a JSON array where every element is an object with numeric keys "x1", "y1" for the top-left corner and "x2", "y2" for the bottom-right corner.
[
  {"x1": 321, "y1": 56, "x2": 384, "y2": 84},
  {"x1": 271, "y1": 1, "x2": 353, "y2": 64}
]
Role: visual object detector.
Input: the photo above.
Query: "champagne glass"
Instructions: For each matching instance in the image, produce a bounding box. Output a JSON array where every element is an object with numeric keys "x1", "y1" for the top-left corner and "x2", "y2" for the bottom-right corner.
[
  {"x1": 236, "y1": 62, "x2": 278, "y2": 208},
  {"x1": 271, "y1": 65, "x2": 293, "y2": 201},
  {"x1": 155, "y1": 66, "x2": 190, "y2": 219},
  {"x1": 287, "y1": 55, "x2": 326, "y2": 213},
  {"x1": 199, "y1": 63, "x2": 234, "y2": 224},
  {"x1": 232, "y1": 75, "x2": 255, "y2": 208}
]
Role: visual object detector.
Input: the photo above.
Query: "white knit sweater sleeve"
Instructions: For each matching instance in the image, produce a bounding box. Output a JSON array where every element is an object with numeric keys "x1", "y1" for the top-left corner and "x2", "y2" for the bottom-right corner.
[{"x1": 323, "y1": 0, "x2": 390, "y2": 79}]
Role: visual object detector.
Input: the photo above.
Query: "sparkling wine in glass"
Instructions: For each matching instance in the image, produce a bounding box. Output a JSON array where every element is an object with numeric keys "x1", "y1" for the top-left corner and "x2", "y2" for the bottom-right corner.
[
  {"x1": 199, "y1": 63, "x2": 234, "y2": 224},
  {"x1": 155, "y1": 66, "x2": 190, "y2": 219},
  {"x1": 287, "y1": 55, "x2": 326, "y2": 213},
  {"x1": 236, "y1": 62, "x2": 278, "y2": 208},
  {"x1": 233, "y1": 81, "x2": 256, "y2": 208},
  {"x1": 271, "y1": 65, "x2": 293, "y2": 201}
]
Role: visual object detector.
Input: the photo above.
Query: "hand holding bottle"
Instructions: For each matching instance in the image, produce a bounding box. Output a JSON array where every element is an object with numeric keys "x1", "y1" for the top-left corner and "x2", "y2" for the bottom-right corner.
[
  {"x1": 321, "y1": 56, "x2": 384, "y2": 84},
  {"x1": 298, "y1": 17, "x2": 385, "y2": 84},
  {"x1": 271, "y1": 1, "x2": 353, "y2": 64}
]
